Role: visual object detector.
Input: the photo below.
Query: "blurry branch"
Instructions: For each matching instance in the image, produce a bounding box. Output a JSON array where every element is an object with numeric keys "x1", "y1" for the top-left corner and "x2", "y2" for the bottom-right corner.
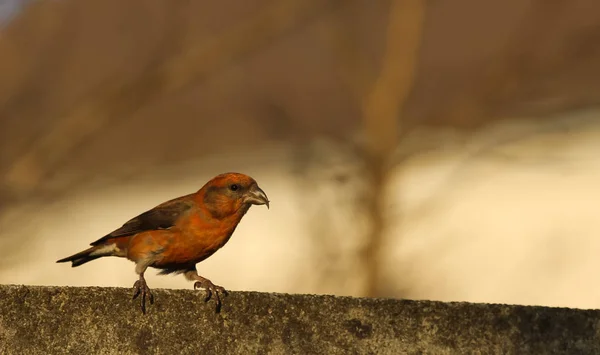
[
  {"x1": 328, "y1": 0, "x2": 425, "y2": 296},
  {"x1": 361, "y1": 0, "x2": 425, "y2": 297},
  {"x1": 2, "y1": 0, "x2": 342, "y2": 202},
  {"x1": 362, "y1": 0, "x2": 424, "y2": 159}
]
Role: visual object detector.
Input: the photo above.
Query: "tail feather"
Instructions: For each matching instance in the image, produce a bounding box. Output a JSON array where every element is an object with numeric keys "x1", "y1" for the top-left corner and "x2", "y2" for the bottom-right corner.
[{"x1": 56, "y1": 244, "x2": 118, "y2": 267}]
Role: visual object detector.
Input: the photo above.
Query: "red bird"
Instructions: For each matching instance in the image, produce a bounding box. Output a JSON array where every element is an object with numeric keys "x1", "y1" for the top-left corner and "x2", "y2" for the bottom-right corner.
[{"x1": 57, "y1": 172, "x2": 269, "y2": 314}]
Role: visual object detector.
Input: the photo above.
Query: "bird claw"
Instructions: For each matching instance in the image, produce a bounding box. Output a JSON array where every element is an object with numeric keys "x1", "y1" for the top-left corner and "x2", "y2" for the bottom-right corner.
[
  {"x1": 132, "y1": 278, "x2": 154, "y2": 314},
  {"x1": 194, "y1": 280, "x2": 228, "y2": 313}
]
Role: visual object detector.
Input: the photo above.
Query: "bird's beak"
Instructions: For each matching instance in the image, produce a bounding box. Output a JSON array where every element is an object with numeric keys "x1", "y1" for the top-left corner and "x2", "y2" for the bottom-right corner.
[{"x1": 243, "y1": 184, "x2": 270, "y2": 209}]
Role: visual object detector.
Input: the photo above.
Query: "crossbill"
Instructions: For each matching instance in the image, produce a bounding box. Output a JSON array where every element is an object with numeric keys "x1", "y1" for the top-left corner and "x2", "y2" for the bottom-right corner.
[{"x1": 57, "y1": 172, "x2": 269, "y2": 314}]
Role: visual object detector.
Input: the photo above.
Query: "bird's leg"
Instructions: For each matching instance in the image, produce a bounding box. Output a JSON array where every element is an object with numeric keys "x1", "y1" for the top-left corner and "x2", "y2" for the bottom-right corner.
[
  {"x1": 184, "y1": 269, "x2": 228, "y2": 313},
  {"x1": 132, "y1": 269, "x2": 154, "y2": 314}
]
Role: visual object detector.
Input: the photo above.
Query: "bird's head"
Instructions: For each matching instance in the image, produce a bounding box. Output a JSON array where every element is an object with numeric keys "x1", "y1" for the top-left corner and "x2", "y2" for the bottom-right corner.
[{"x1": 198, "y1": 172, "x2": 270, "y2": 219}]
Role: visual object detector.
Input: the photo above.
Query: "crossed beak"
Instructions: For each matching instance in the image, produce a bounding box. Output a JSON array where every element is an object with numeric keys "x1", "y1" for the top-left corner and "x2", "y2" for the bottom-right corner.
[{"x1": 243, "y1": 184, "x2": 270, "y2": 209}]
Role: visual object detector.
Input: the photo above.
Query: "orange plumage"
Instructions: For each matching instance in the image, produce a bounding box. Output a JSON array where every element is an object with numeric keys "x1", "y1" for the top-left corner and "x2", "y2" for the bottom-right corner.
[{"x1": 57, "y1": 172, "x2": 270, "y2": 313}]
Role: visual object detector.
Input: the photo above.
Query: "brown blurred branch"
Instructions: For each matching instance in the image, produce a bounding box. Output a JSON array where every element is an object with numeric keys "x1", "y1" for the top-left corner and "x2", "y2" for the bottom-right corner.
[
  {"x1": 327, "y1": 0, "x2": 425, "y2": 296},
  {"x1": 362, "y1": 0, "x2": 425, "y2": 297},
  {"x1": 363, "y1": 0, "x2": 424, "y2": 158}
]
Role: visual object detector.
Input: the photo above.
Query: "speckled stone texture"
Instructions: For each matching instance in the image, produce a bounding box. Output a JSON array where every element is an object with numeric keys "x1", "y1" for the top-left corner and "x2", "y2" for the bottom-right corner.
[{"x1": 0, "y1": 284, "x2": 598, "y2": 354}]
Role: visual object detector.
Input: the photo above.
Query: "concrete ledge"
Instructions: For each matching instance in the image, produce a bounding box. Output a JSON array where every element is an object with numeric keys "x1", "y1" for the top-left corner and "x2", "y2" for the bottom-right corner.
[{"x1": 0, "y1": 285, "x2": 598, "y2": 354}]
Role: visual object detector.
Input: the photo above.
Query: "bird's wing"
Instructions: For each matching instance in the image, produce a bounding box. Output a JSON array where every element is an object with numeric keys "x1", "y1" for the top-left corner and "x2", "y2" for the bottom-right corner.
[{"x1": 90, "y1": 194, "x2": 195, "y2": 246}]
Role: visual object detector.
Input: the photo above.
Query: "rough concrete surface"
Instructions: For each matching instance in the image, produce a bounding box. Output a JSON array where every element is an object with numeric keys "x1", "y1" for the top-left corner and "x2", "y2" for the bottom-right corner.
[{"x1": 0, "y1": 285, "x2": 598, "y2": 354}]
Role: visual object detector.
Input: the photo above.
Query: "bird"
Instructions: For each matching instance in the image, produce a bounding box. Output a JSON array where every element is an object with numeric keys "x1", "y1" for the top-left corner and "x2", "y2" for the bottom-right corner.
[{"x1": 57, "y1": 172, "x2": 270, "y2": 314}]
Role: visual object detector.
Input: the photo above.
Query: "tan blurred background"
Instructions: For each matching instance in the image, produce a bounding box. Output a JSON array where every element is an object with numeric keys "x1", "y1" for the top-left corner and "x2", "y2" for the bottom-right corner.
[{"x1": 2, "y1": 0, "x2": 600, "y2": 309}]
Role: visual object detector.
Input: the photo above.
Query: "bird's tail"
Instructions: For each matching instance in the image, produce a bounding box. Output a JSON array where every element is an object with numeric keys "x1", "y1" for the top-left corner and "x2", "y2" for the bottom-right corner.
[{"x1": 56, "y1": 243, "x2": 119, "y2": 267}]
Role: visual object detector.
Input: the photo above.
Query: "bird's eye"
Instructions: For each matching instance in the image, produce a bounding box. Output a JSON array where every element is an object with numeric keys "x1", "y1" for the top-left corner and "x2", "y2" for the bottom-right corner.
[{"x1": 229, "y1": 184, "x2": 239, "y2": 191}]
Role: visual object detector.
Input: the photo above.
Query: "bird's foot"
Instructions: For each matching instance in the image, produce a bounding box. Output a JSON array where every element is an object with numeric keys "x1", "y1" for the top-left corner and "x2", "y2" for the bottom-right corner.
[
  {"x1": 193, "y1": 278, "x2": 228, "y2": 313},
  {"x1": 132, "y1": 277, "x2": 154, "y2": 314}
]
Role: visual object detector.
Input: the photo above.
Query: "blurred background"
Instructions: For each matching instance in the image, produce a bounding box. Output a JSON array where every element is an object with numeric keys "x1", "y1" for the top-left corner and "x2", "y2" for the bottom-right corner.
[{"x1": 1, "y1": 0, "x2": 600, "y2": 309}]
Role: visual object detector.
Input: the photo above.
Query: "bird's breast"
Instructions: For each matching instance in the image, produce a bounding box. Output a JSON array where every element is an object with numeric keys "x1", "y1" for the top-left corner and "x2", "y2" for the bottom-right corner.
[{"x1": 154, "y1": 216, "x2": 239, "y2": 266}]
